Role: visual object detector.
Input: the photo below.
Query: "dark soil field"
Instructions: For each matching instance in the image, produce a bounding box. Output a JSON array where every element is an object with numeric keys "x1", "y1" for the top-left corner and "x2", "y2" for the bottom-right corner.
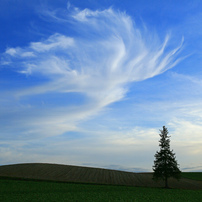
[{"x1": 0, "y1": 163, "x2": 201, "y2": 190}]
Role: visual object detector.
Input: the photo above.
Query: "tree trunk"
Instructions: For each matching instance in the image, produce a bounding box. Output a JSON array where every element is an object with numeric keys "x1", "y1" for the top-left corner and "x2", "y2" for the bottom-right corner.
[{"x1": 165, "y1": 177, "x2": 169, "y2": 188}]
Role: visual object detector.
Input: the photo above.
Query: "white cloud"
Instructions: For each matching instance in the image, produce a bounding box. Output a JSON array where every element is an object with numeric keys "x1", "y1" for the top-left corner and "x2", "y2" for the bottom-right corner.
[
  {"x1": 21, "y1": 52, "x2": 35, "y2": 57},
  {"x1": 171, "y1": 71, "x2": 202, "y2": 86},
  {"x1": 5, "y1": 48, "x2": 18, "y2": 56},
  {"x1": 30, "y1": 34, "x2": 75, "y2": 52},
  {"x1": 0, "y1": 126, "x2": 159, "y2": 169},
  {"x1": 1, "y1": 6, "x2": 183, "y2": 140},
  {"x1": 169, "y1": 118, "x2": 202, "y2": 142}
]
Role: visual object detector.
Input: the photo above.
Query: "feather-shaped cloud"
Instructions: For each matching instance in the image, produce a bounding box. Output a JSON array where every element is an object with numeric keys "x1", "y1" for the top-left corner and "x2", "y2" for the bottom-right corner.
[{"x1": 1, "y1": 6, "x2": 183, "y2": 139}]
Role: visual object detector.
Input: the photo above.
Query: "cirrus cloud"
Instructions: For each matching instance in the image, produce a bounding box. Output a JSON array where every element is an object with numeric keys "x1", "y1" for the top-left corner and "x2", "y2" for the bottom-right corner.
[{"x1": 1, "y1": 6, "x2": 183, "y2": 139}]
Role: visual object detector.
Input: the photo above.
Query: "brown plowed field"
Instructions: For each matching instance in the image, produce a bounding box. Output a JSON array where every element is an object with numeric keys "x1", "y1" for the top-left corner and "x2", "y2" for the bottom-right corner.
[{"x1": 0, "y1": 163, "x2": 201, "y2": 190}]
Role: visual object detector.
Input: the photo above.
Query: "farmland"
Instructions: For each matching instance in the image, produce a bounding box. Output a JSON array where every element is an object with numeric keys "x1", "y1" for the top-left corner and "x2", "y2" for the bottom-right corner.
[
  {"x1": 0, "y1": 163, "x2": 201, "y2": 190},
  {"x1": 0, "y1": 178, "x2": 202, "y2": 202},
  {"x1": 181, "y1": 172, "x2": 202, "y2": 181},
  {"x1": 0, "y1": 163, "x2": 202, "y2": 201}
]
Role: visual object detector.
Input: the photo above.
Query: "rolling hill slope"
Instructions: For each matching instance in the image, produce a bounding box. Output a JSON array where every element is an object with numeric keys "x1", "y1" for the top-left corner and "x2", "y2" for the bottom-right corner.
[{"x1": 0, "y1": 163, "x2": 201, "y2": 190}]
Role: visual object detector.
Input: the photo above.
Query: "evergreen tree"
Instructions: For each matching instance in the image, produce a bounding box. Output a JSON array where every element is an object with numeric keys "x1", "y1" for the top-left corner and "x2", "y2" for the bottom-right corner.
[{"x1": 153, "y1": 126, "x2": 181, "y2": 188}]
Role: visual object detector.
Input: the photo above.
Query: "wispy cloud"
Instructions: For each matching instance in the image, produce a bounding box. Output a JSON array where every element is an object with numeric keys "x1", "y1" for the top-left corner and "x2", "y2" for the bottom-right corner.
[
  {"x1": 1, "y1": 6, "x2": 183, "y2": 140},
  {"x1": 0, "y1": 126, "x2": 159, "y2": 169}
]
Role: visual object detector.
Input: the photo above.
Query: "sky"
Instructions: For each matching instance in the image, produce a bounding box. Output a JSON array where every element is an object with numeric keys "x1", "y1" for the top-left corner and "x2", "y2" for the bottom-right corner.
[{"x1": 0, "y1": 0, "x2": 202, "y2": 172}]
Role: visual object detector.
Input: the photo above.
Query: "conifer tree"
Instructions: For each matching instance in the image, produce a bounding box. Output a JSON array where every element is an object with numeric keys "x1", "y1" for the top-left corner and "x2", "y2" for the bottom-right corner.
[{"x1": 153, "y1": 126, "x2": 181, "y2": 188}]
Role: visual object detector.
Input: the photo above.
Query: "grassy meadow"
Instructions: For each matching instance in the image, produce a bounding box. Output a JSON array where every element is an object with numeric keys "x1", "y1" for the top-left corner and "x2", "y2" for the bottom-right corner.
[
  {"x1": 181, "y1": 172, "x2": 202, "y2": 181},
  {"x1": 0, "y1": 177, "x2": 202, "y2": 202}
]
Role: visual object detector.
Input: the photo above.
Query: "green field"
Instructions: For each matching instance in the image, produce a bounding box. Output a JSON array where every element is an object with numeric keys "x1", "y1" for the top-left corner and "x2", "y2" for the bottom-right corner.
[
  {"x1": 0, "y1": 178, "x2": 202, "y2": 202},
  {"x1": 181, "y1": 172, "x2": 202, "y2": 181}
]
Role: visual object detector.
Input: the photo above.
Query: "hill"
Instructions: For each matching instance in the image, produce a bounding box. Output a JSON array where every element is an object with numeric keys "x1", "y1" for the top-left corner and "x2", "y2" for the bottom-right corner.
[{"x1": 0, "y1": 163, "x2": 201, "y2": 190}]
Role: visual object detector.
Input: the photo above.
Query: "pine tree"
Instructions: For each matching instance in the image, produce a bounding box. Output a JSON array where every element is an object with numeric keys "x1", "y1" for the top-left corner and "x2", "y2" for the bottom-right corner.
[{"x1": 153, "y1": 126, "x2": 181, "y2": 188}]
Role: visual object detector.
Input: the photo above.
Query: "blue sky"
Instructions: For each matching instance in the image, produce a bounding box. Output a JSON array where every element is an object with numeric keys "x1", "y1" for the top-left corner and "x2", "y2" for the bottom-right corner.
[{"x1": 0, "y1": 0, "x2": 202, "y2": 172}]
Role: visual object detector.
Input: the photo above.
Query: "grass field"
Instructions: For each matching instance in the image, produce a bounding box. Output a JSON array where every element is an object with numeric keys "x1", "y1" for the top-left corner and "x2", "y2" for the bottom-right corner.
[
  {"x1": 0, "y1": 178, "x2": 202, "y2": 202},
  {"x1": 181, "y1": 172, "x2": 202, "y2": 181}
]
